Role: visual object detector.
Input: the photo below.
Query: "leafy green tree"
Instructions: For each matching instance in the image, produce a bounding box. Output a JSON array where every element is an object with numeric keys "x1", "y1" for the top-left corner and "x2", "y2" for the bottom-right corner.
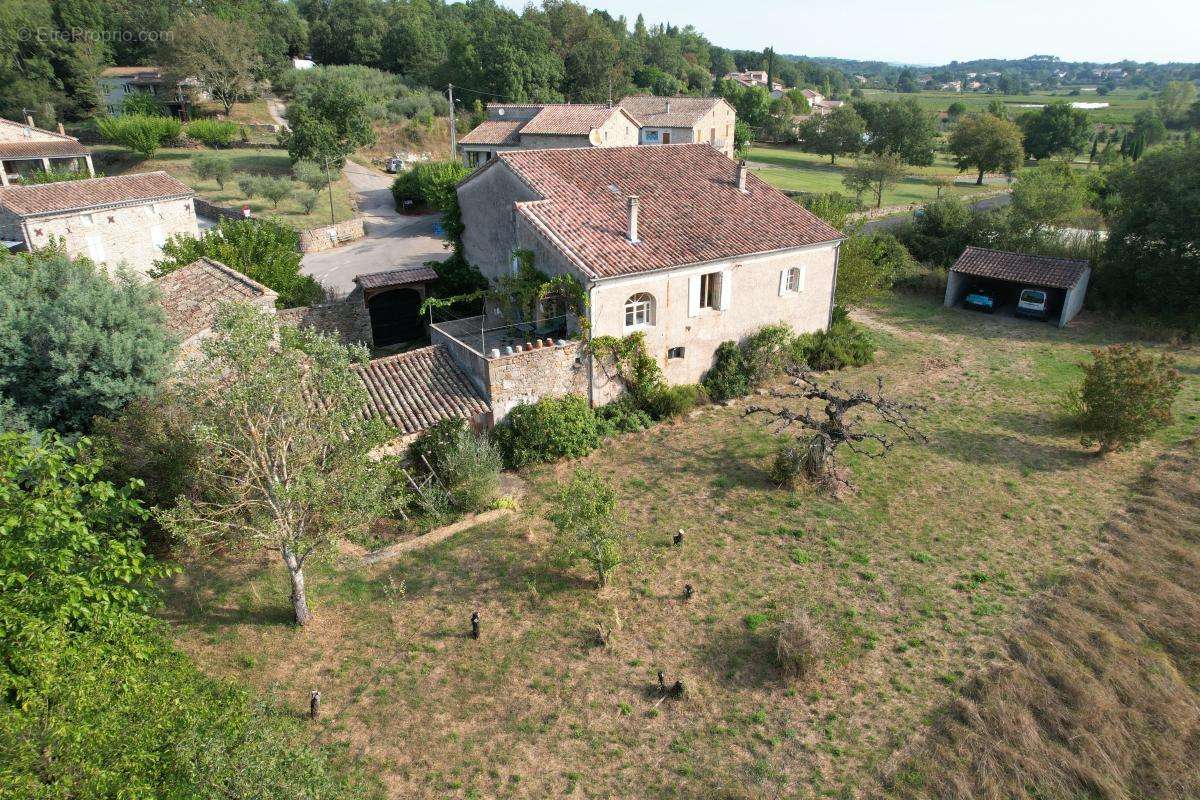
[
  {"x1": 546, "y1": 468, "x2": 626, "y2": 588},
  {"x1": 1018, "y1": 102, "x2": 1090, "y2": 160},
  {"x1": 257, "y1": 175, "x2": 294, "y2": 208},
  {"x1": 155, "y1": 218, "x2": 323, "y2": 309},
  {"x1": 946, "y1": 101, "x2": 967, "y2": 118},
  {"x1": 165, "y1": 14, "x2": 263, "y2": 115},
  {"x1": 192, "y1": 151, "x2": 232, "y2": 189},
  {"x1": 121, "y1": 90, "x2": 167, "y2": 117},
  {"x1": 391, "y1": 160, "x2": 470, "y2": 211},
  {"x1": 835, "y1": 230, "x2": 917, "y2": 307},
  {"x1": 1070, "y1": 345, "x2": 1182, "y2": 454},
  {"x1": 1097, "y1": 143, "x2": 1200, "y2": 319},
  {"x1": 1130, "y1": 109, "x2": 1167, "y2": 148},
  {"x1": 293, "y1": 160, "x2": 334, "y2": 193},
  {"x1": 895, "y1": 68, "x2": 918, "y2": 93},
  {"x1": 305, "y1": 0, "x2": 389, "y2": 67},
  {"x1": 0, "y1": 432, "x2": 171, "y2": 633},
  {"x1": 948, "y1": 112, "x2": 1025, "y2": 184},
  {"x1": 0, "y1": 250, "x2": 173, "y2": 434},
  {"x1": 852, "y1": 98, "x2": 937, "y2": 166},
  {"x1": 1010, "y1": 162, "x2": 1086, "y2": 232},
  {"x1": 160, "y1": 305, "x2": 395, "y2": 626},
  {"x1": 843, "y1": 150, "x2": 906, "y2": 208},
  {"x1": 898, "y1": 196, "x2": 973, "y2": 265},
  {"x1": 282, "y1": 72, "x2": 377, "y2": 167},
  {"x1": 96, "y1": 114, "x2": 181, "y2": 158},
  {"x1": 1156, "y1": 80, "x2": 1198, "y2": 127},
  {"x1": 796, "y1": 105, "x2": 866, "y2": 165}
]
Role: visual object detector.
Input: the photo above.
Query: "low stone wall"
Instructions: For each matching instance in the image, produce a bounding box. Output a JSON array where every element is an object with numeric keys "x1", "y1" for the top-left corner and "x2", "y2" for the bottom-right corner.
[
  {"x1": 430, "y1": 322, "x2": 490, "y2": 394},
  {"x1": 193, "y1": 197, "x2": 243, "y2": 221},
  {"x1": 276, "y1": 287, "x2": 373, "y2": 349},
  {"x1": 298, "y1": 217, "x2": 366, "y2": 253},
  {"x1": 485, "y1": 340, "x2": 589, "y2": 421}
]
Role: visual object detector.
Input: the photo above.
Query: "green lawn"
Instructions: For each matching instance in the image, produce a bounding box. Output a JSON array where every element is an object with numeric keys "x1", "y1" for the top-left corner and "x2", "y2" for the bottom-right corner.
[
  {"x1": 861, "y1": 87, "x2": 1155, "y2": 126},
  {"x1": 746, "y1": 144, "x2": 1005, "y2": 208},
  {"x1": 90, "y1": 145, "x2": 356, "y2": 228},
  {"x1": 163, "y1": 294, "x2": 1200, "y2": 799}
]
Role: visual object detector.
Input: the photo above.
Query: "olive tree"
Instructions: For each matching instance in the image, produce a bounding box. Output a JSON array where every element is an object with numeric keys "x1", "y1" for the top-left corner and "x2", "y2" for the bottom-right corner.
[
  {"x1": 160, "y1": 304, "x2": 396, "y2": 625},
  {"x1": 546, "y1": 468, "x2": 626, "y2": 588}
]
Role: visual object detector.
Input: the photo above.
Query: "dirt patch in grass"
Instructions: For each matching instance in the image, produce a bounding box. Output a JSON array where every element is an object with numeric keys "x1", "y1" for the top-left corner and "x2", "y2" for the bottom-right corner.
[
  {"x1": 879, "y1": 438, "x2": 1200, "y2": 799},
  {"x1": 165, "y1": 295, "x2": 1200, "y2": 799}
]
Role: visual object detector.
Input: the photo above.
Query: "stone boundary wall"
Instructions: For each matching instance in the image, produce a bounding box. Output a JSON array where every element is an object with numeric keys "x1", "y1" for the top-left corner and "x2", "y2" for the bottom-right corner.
[
  {"x1": 484, "y1": 340, "x2": 589, "y2": 421},
  {"x1": 193, "y1": 197, "x2": 243, "y2": 221},
  {"x1": 298, "y1": 217, "x2": 366, "y2": 253},
  {"x1": 276, "y1": 287, "x2": 373, "y2": 349}
]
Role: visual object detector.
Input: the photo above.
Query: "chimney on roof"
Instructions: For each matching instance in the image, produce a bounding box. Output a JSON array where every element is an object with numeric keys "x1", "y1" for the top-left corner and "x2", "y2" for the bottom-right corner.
[
  {"x1": 57, "y1": 122, "x2": 65, "y2": 135},
  {"x1": 736, "y1": 160, "x2": 748, "y2": 192},
  {"x1": 25, "y1": 113, "x2": 35, "y2": 128},
  {"x1": 665, "y1": 100, "x2": 671, "y2": 114},
  {"x1": 627, "y1": 195, "x2": 640, "y2": 244}
]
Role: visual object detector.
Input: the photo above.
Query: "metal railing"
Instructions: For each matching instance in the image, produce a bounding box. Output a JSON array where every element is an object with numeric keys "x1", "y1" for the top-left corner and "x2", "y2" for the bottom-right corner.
[{"x1": 431, "y1": 314, "x2": 575, "y2": 360}]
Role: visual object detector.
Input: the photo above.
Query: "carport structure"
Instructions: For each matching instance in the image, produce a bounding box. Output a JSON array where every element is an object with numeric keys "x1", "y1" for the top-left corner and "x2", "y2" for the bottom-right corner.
[{"x1": 944, "y1": 246, "x2": 1091, "y2": 328}]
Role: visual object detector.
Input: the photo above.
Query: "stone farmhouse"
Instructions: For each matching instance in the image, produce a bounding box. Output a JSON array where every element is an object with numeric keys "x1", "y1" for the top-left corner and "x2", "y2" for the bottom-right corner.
[
  {"x1": 0, "y1": 172, "x2": 198, "y2": 279},
  {"x1": 616, "y1": 96, "x2": 737, "y2": 158},
  {"x1": 98, "y1": 66, "x2": 208, "y2": 119},
  {"x1": 444, "y1": 144, "x2": 843, "y2": 419},
  {"x1": 0, "y1": 116, "x2": 94, "y2": 187},
  {"x1": 725, "y1": 70, "x2": 785, "y2": 97},
  {"x1": 458, "y1": 103, "x2": 641, "y2": 166}
]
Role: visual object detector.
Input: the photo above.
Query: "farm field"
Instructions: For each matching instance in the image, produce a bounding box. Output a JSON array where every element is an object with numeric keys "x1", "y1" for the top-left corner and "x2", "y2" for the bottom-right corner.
[
  {"x1": 860, "y1": 87, "x2": 1155, "y2": 125},
  {"x1": 746, "y1": 145, "x2": 1006, "y2": 207},
  {"x1": 163, "y1": 294, "x2": 1200, "y2": 799},
  {"x1": 89, "y1": 144, "x2": 357, "y2": 228}
]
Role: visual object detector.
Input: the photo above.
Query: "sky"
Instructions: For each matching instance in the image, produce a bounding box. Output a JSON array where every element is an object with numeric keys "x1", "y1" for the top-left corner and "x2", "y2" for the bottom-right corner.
[{"x1": 496, "y1": 0, "x2": 1200, "y2": 65}]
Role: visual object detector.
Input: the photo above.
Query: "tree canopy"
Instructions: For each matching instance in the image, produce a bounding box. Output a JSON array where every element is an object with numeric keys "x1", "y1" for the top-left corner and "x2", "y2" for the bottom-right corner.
[
  {"x1": 852, "y1": 98, "x2": 937, "y2": 166},
  {"x1": 1018, "y1": 102, "x2": 1090, "y2": 160},
  {"x1": 948, "y1": 112, "x2": 1025, "y2": 184},
  {"x1": 796, "y1": 106, "x2": 866, "y2": 165}
]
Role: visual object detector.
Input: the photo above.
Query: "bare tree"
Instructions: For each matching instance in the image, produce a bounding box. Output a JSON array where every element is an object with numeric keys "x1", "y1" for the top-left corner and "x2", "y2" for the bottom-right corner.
[
  {"x1": 164, "y1": 15, "x2": 262, "y2": 116},
  {"x1": 746, "y1": 369, "x2": 926, "y2": 492}
]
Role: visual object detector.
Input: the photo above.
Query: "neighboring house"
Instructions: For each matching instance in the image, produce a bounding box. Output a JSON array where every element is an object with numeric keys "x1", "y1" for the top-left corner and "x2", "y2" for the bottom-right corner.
[
  {"x1": 155, "y1": 257, "x2": 278, "y2": 358},
  {"x1": 0, "y1": 172, "x2": 198, "y2": 279},
  {"x1": 726, "y1": 71, "x2": 785, "y2": 97},
  {"x1": 98, "y1": 66, "x2": 208, "y2": 118},
  {"x1": 458, "y1": 103, "x2": 641, "y2": 166},
  {"x1": 617, "y1": 96, "x2": 737, "y2": 158},
  {"x1": 292, "y1": 57, "x2": 316, "y2": 70},
  {"x1": 451, "y1": 144, "x2": 843, "y2": 414},
  {"x1": 944, "y1": 246, "x2": 1091, "y2": 328},
  {"x1": 0, "y1": 116, "x2": 94, "y2": 187}
]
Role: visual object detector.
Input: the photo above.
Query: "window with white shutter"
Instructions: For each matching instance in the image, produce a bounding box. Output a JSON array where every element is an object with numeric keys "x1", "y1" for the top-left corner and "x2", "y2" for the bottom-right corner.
[
  {"x1": 150, "y1": 225, "x2": 165, "y2": 250},
  {"x1": 86, "y1": 234, "x2": 106, "y2": 263}
]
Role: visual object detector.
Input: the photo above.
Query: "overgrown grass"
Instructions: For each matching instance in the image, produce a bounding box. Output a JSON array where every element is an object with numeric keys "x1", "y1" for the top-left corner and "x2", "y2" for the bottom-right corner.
[
  {"x1": 89, "y1": 145, "x2": 355, "y2": 228},
  {"x1": 860, "y1": 87, "x2": 1156, "y2": 125},
  {"x1": 163, "y1": 294, "x2": 1200, "y2": 799}
]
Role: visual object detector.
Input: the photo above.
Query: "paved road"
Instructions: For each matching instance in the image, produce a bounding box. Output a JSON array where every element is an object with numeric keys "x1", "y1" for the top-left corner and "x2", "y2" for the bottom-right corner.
[
  {"x1": 301, "y1": 160, "x2": 450, "y2": 294},
  {"x1": 862, "y1": 192, "x2": 1011, "y2": 233}
]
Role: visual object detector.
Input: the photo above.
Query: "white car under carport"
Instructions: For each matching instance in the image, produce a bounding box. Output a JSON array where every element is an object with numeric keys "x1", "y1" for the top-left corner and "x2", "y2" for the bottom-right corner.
[{"x1": 944, "y1": 246, "x2": 1091, "y2": 328}]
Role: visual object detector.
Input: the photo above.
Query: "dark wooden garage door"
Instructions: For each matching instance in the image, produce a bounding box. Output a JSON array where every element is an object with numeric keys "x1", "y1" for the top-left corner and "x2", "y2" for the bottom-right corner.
[{"x1": 367, "y1": 288, "x2": 424, "y2": 347}]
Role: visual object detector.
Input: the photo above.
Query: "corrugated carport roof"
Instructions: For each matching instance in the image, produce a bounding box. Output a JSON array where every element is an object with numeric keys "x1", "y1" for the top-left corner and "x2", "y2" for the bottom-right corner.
[{"x1": 950, "y1": 246, "x2": 1089, "y2": 290}]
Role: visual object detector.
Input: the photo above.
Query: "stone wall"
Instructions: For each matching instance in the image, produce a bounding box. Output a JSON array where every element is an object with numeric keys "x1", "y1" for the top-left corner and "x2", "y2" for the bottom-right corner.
[
  {"x1": 484, "y1": 340, "x2": 589, "y2": 420},
  {"x1": 277, "y1": 286, "x2": 374, "y2": 349},
  {"x1": 298, "y1": 217, "x2": 366, "y2": 253},
  {"x1": 193, "y1": 197, "x2": 243, "y2": 221}
]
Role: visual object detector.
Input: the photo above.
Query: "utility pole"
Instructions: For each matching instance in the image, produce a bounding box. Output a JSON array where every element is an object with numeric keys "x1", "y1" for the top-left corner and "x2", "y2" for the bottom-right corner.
[
  {"x1": 447, "y1": 83, "x2": 457, "y2": 162},
  {"x1": 323, "y1": 156, "x2": 336, "y2": 226}
]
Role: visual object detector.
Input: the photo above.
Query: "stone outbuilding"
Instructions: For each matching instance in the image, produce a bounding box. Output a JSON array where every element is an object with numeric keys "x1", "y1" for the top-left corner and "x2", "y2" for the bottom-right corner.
[
  {"x1": 458, "y1": 103, "x2": 642, "y2": 166},
  {"x1": 154, "y1": 257, "x2": 278, "y2": 359},
  {"x1": 0, "y1": 116, "x2": 94, "y2": 187},
  {"x1": 0, "y1": 171, "x2": 198, "y2": 279},
  {"x1": 944, "y1": 246, "x2": 1091, "y2": 327}
]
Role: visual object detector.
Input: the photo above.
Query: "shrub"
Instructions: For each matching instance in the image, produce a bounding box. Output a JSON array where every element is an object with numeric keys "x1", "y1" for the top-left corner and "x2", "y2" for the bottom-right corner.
[
  {"x1": 703, "y1": 341, "x2": 753, "y2": 402},
  {"x1": 408, "y1": 418, "x2": 468, "y2": 471},
  {"x1": 644, "y1": 384, "x2": 704, "y2": 420},
  {"x1": 96, "y1": 114, "x2": 181, "y2": 158},
  {"x1": 493, "y1": 395, "x2": 601, "y2": 468},
  {"x1": 292, "y1": 160, "x2": 330, "y2": 193},
  {"x1": 595, "y1": 396, "x2": 653, "y2": 437},
  {"x1": 192, "y1": 152, "x2": 232, "y2": 189},
  {"x1": 121, "y1": 90, "x2": 168, "y2": 117},
  {"x1": 776, "y1": 609, "x2": 829, "y2": 681},
  {"x1": 236, "y1": 173, "x2": 258, "y2": 198},
  {"x1": 256, "y1": 176, "x2": 294, "y2": 208},
  {"x1": 792, "y1": 311, "x2": 874, "y2": 371},
  {"x1": 185, "y1": 119, "x2": 238, "y2": 148},
  {"x1": 408, "y1": 420, "x2": 501, "y2": 514},
  {"x1": 296, "y1": 190, "x2": 320, "y2": 214},
  {"x1": 1070, "y1": 345, "x2": 1182, "y2": 455},
  {"x1": 23, "y1": 169, "x2": 99, "y2": 184},
  {"x1": 769, "y1": 439, "x2": 807, "y2": 489},
  {"x1": 546, "y1": 468, "x2": 625, "y2": 588},
  {"x1": 390, "y1": 160, "x2": 470, "y2": 212},
  {"x1": 744, "y1": 324, "x2": 796, "y2": 385}
]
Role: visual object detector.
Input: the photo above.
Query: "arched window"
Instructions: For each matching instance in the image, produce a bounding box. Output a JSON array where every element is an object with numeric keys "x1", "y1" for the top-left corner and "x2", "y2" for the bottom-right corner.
[{"x1": 624, "y1": 292, "x2": 655, "y2": 329}]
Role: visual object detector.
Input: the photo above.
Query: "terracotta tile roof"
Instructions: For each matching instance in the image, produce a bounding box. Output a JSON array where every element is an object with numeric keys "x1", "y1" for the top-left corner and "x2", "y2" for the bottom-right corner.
[
  {"x1": 0, "y1": 172, "x2": 192, "y2": 217},
  {"x1": 950, "y1": 246, "x2": 1090, "y2": 290},
  {"x1": 488, "y1": 144, "x2": 842, "y2": 280},
  {"x1": 0, "y1": 140, "x2": 90, "y2": 159},
  {"x1": 459, "y1": 119, "x2": 524, "y2": 146},
  {"x1": 354, "y1": 345, "x2": 489, "y2": 436},
  {"x1": 355, "y1": 266, "x2": 440, "y2": 290},
  {"x1": 154, "y1": 258, "x2": 277, "y2": 341},
  {"x1": 618, "y1": 96, "x2": 724, "y2": 128},
  {"x1": 519, "y1": 105, "x2": 626, "y2": 136},
  {"x1": 100, "y1": 66, "x2": 163, "y2": 79}
]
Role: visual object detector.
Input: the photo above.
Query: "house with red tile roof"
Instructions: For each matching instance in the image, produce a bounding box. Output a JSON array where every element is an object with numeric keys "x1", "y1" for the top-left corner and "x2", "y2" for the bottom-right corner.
[
  {"x1": 0, "y1": 172, "x2": 198, "y2": 278},
  {"x1": 617, "y1": 96, "x2": 737, "y2": 157},
  {"x1": 451, "y1": 144, "x2": 844, "y2": 405},
  {"x1": 0, "y1": 116, "x2": 94, "y2": 187},
  {"x1": 458, "y1": 103, "x2": 641, "y2": 166}
]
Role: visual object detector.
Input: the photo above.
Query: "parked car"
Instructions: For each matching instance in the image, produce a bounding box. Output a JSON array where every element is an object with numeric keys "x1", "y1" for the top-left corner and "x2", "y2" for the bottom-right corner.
[
  {"x1": 963, "y1": 286, "x2": 997, "y2": 312},
  {"x1": 1016, "y1": 287, "x2": 1048, "y2": 319},
  {"x1": 385, "y1": 156, "x2": 405, "y2": 174}
]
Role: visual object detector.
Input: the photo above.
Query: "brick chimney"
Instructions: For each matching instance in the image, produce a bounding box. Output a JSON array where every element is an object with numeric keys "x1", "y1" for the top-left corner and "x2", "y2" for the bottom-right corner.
[
  {"x1": 627, "y1": 195, "x2": 640, "y2": 243},
  {"x1": 665, "y1": 100, "x2": 671, "y2": 114},
  {"x1": 736, "y1": 159, "x2": 748, "y2": 192},
  {"x1": 57, "y1": 122, "x2": 65, "y2": 135},
  {"x1": 25, "y1": 113, "x2": 35, "y2": 128}
]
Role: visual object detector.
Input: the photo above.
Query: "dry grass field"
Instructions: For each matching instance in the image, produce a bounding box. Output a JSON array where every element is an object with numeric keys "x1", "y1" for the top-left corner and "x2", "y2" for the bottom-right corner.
[{"x1": 164, "y1": 294, "x2": 1200, "y2": 799}]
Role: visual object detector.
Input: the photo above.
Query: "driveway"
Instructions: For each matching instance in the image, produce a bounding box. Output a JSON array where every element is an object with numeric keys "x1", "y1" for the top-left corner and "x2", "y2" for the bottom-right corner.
[
  {"x1": 862, "y1": 192, "x2": 1011, "y2": 233},
  {"x1": 301, "y1": 159, "x2": 450, "y2": 294}
]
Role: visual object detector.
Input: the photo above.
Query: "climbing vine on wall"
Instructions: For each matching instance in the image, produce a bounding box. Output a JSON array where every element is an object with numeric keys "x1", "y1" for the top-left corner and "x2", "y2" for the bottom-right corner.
[{"x1": 589, "y1": 332, "x2": 665, "y2": 405}]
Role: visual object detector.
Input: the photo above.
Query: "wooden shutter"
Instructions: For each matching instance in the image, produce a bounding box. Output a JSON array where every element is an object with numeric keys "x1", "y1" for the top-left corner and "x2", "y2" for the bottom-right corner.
[
  {"x1": 688, "y1": 275, "x2": 701, "y2": 317},
  {"x1": 718, "y1": 269, "x2": 732, "y2": 310},
  {"x1": 778, "y1": 269, "x2": 789, "y2": 296}
]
